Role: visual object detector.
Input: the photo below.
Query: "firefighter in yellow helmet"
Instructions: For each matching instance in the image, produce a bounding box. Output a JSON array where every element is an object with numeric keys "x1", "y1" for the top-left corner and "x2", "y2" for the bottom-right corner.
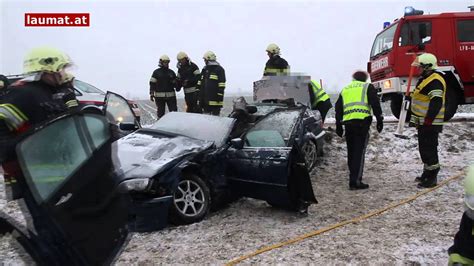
[
  {"x1": 149, "y1": 54, "x2": 179, "y2": 119},
  {"x1": 197, "y1": 51, "x2": 226, "y2": 116},
  {"x1": 334, "y1": 71, "x2": 384, "y2": 190},
  {"x1": 0, "y1": 46, "x2": 79, "y2": 200},
  {"x1": 410, "y1": 53, "x2": 447, "y2": 188},
  {"x1": 263, "y1": 43, "x2": 290, "y2": 76},
  {"x1": 448, "y1": 165, "x2": 474, "y2": 265},
  {"x1": 176, "y1": 52, "x2": 201, "y2": 113}
]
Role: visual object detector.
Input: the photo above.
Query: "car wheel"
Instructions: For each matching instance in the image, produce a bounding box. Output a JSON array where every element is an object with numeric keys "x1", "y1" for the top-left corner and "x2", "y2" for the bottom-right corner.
[
  {"x1": 169, "y1": 174, "x2": 211, "y2": 225},
  {"x1": 302, "y1": 140, "x2": 317, "y2": 171}
]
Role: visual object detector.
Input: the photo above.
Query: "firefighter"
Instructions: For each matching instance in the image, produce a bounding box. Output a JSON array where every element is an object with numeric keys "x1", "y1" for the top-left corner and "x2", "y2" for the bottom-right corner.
[
  {"x1": 335, "y1": 71, "x2": 383, "y2": 190},
  {"x1": 149, "y1": 55, "x2": 179, "y2": 119},
  {"x1": 410, "y1": 53, "x2": 446, "y2": 188},
  {"x1": 263, "y1": 43, "x2": 290, "y2": 76},
  {"x1": 197, "y1": 51, "x2": 225, "y2": 116},
  {"x1": 0, "y1": 46, "x2": 79, "y2": 200},
  {"x1": 309, "y1": 79, "x2": 332, "y2": 123},
  {"x1": 176, "y1": 52, "x2": 201, "y2": 113},
  {"x1": 448, "y1": 165, "x2": 474, "y2": 265}
]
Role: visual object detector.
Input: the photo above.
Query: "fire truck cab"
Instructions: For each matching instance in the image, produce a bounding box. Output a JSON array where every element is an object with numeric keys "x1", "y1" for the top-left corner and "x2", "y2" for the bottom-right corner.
[{"x1": 368, "y1": 6, "x2": 474, "y2": 120}]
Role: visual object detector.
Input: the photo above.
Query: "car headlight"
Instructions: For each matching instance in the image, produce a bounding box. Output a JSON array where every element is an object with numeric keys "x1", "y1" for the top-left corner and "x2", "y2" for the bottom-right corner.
[{"x1": 119, "y1": 178, "x2": 150, "y2": 192}]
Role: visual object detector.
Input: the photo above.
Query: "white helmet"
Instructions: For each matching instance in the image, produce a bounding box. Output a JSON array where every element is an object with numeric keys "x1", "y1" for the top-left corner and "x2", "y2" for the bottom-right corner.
[
  {"x1": 159, "y1": 54, "x2": 170, "y2": 67},
  {"x1": 266, "y1": 43, "x2": 280, "y2": 55},
  {"x1": 177, "y1": 51, "x2": 188, "y2": 60},
  {"x1": 412, "y1": 53, "x2": 438, "y2": 70},
  {"x1": 203, "y1": 51, "x2": 216, "y2": 61}
]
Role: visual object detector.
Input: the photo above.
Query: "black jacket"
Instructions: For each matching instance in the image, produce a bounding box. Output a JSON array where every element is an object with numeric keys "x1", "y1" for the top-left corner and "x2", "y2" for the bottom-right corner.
[
  {"x1": 335, "y1": 83, "x2": 383, "y2": 126},
  {"x1": 198, "y1": 62, "x2": 226, "y2": 107},
  {"x1": 149, "y1": 67, "x2": 177, "y2": 94},
  {"x1": 177, "y1": 62, "x2": 200, "y2": 89},
  {"x1": 264, "y1": 55, "x2": 289, "y2": 76},
  {"x1": 0, "y1": 80, "x2": 78, "y2": 161},
  {"x1": 448, "y1": 212, "x2": 474, "y2": 260}
]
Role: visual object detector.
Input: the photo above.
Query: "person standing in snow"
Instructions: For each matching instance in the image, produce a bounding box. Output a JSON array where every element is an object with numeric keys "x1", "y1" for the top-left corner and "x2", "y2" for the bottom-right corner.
[
  {"x1": 308, "y1": 79, "x2": 332, "y2": 123},
  {"x1": 335, "y1": 71, "x2": 383, "y2": 190},
  {"x1": 448, "y1": 165, "x2": 474, "y2": 264},
  {"x1": 263, "y1": 43, "x2": 290, "y2": 76},
  {"x1": 410, "y1": 53, "x2": 447, "y2": 189},
  {"x1": 197, "y1": 51, "x2": 225, "y2": 116},
  {"x1": 149, "y1": 55, "x2": 179, "y2": 119}
]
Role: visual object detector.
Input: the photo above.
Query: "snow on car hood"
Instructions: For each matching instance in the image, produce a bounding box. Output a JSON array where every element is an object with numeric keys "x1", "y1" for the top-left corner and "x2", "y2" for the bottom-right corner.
[{"x1": 111, "y1": 132, "x2": 213, "y2": 180}]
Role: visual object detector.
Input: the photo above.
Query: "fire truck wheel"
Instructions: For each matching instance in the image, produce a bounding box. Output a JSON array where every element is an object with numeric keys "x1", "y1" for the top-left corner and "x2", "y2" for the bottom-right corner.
[{"x1": 390, "y1": 94, "x2": 411, "y2": 122}]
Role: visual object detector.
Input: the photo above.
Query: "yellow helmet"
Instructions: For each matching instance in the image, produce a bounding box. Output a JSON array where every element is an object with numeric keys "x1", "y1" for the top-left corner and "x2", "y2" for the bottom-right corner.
[
  {"x1": 177, "y1": 51, "x2": 188, "y2": 60},
  {"x1": 203, "y1": 51, "x2": 216, "y2": 61},
  {"x1": 412, "y1": 53, "x2": 438, "y2": 69},
  {"x1": 23, "y1": 47, "x2": 72, "y2": 74},
  {"x1": 465, "y1": 165, "x2": 474, "y2": 211},
  {"x1": 266, "y1": 43, "x2": 280, "y2": 55}
]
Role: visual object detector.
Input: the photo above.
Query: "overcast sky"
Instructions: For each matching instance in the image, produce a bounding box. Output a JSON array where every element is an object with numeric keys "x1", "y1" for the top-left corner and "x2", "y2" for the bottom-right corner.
[{"x1": 0, "y1": 0, "x2": 472, "y2": 99}]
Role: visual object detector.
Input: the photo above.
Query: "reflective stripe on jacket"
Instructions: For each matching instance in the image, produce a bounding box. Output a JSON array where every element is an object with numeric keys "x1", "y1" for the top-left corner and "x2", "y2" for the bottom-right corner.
[
  {"x1": 341, "y1": 81, "x2": 371, "y2": 122},
  {"x1": 410, "y1": 72, "x2": 446, "y2": 126},
  {"x1": 310, "y1": 80, "x2": 330, "y2": 107}
]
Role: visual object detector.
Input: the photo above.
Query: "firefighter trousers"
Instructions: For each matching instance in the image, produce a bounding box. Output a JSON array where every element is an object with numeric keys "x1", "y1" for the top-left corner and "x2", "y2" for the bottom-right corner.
[
  {"x1": 202, "y1": 105, "x2": 221, "y2": 116},
  {"x1": 344, "y1": 122, "x2": 370, "y2": 186},
  {"x1": 417, "y1": 126, "x2": 441, "y2": 178},
  {"x1": 184, "y1": 91, "x2": 200, "y2": 113},
  {"x1": 315, "y1": 99, "x2": 332, "y2": 123},
  {"x1": 154, "y1": 96, "x2": 177, "y2": 118}
]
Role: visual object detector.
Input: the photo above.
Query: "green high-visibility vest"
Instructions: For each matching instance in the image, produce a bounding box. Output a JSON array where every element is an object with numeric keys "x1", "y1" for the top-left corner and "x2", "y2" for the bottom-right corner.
[
  {"x1": 310, "y1": 80, "x2": 330, "y2": 107},
  {"x1": 341, "y1": 81, "x2": 371, "y2": 122}
]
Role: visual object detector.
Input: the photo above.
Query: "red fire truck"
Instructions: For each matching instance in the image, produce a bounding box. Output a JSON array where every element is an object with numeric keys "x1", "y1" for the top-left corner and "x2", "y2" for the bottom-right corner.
[{"x1": 368, "y1": 6, "x2": 474, "y2": 120}]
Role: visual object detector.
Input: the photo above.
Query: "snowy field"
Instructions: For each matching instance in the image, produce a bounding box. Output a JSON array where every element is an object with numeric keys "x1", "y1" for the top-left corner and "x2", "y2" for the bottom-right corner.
[{"x1": 0, "y1": 102, "x2": 473, "y2": 264}]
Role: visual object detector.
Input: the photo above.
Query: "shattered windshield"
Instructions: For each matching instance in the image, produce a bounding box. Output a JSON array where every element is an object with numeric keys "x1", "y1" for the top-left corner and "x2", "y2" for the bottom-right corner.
[
  {"x1": 150, "y1": 112, "x2": 235, "y2": 147},
  {"x1": 370, "y1": 23, "x2": 397, "y2": 58}
]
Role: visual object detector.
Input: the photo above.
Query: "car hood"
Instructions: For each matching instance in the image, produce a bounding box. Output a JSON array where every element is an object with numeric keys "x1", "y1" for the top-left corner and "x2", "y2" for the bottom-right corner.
[{"x1": 111, "y1": 132, "x2": 214, "y2": 180}]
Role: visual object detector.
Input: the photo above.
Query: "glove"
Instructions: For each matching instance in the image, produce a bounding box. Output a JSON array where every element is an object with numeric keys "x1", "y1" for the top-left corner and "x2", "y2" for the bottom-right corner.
[
  {"x1": 376, "y1": 119, "x2": 383, "y2": 133},
  {"x1": 423, "y1": 117, "x2": 433, "y2": 126},
  {"x1": 149, "y1": 95, "x2": 154, "y2": 102},
  {"x1": 336, "y1": 124, "x2": 344, "y2": 138}
]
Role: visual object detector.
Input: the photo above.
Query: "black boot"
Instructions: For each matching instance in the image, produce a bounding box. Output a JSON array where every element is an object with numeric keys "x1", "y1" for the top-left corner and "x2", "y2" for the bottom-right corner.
[
  {"x1": 417, "y1": 168, "x2": 439, "y2": 188},
  {"x1": 417, "y1": 176, "x2": 437, "y2": 188},
  {"x1": 349, "y1": 181, "x2": 369, "y2": 190}
]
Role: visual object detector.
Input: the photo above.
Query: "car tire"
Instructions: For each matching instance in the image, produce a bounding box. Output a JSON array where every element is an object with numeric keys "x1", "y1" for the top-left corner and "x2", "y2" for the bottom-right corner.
[
  {"x1": 390, "y1": 94, "x2": 411, "y2": 122},
  {"x1": 169, "y1": 173, "x2": 211, "y2": 225},
  {"x1": 302, "y1": 140, "x2": 317, "y2": 171}
]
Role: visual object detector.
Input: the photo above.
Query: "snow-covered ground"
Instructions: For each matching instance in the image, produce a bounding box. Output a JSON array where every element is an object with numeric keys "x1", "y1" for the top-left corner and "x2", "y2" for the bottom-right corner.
[{"x1": 1, "y1": 115, "x2": 473, "y2": 264}]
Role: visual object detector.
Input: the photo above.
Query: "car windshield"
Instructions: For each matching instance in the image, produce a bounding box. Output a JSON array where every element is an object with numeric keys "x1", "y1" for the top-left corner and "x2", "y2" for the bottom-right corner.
[
  {"x1": 150, "y1": 112, "x2": 235, "y2": 147},
  {"x1": 74, "y1": 79, "x2": 105, "y2": 94},
  {"x1": 370, "y1": 23, "x2": 397, "y2": 58}
]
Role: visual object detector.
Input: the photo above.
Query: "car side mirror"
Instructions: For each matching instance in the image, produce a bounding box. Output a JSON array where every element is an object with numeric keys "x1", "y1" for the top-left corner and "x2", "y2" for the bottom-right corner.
[
  {"x1": 119, "y1": 122, "x2": 138, "y2": 131},
  {"x1": 230, "y1": 138, "x2": 244, "y2": 149}
]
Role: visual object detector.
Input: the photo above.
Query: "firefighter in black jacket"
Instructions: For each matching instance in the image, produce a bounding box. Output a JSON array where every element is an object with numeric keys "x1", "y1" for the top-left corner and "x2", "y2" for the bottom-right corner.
[
  {"x1": 176, "y1": 52, "x2": 201, "y2": 113},
  {"x1": 263, "y1": 43, "x2": 290, "y2": 76},
  {"x1": 197, "y1": 51, "x2": 225, "y2": 116},
  {"x1": 410, "y1": 53, "x2": 446, "y2": 188},
  {"x1": 335, "y1": 71, "x2": 384, "y2": 190},
  {"x1": 149, "y1": 55, "x2": 179, "y2": 119},
  {"x1": 0, "y1": 46, "x2": 79, "y2": 199},
  {"x1": 448, "y1": 165, "x2": 474, "y2": 265}
]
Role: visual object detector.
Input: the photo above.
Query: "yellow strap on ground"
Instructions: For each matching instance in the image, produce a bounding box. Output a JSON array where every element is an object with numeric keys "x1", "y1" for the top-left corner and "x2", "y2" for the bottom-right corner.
[{"x1": 226, "y1": 171, "x2": 465, "y2": 265}]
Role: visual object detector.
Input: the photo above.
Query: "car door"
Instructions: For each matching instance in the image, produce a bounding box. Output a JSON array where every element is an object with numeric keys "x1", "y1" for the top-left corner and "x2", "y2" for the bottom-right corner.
[
  {"x1": 226, "y1": 109, "x2": 301, "y2": 204},
  {"x1": 103, "y1": 91, "x2": 140, "y2": 138},
  {"x1": 15, "y1": 113, "x2": 131, "y2": 264}
]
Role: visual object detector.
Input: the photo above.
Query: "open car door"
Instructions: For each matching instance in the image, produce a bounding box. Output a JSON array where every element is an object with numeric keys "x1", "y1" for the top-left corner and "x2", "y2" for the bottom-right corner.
[
  {"x1": 103, "y1": 91, "x2": 140, "y2": 138},
  {"x1": 226, "y1": 109, "x2": 312, "y2": 208},
  {"x1": 15, "y1": 112, "x2": 131, "y2": 264}
]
